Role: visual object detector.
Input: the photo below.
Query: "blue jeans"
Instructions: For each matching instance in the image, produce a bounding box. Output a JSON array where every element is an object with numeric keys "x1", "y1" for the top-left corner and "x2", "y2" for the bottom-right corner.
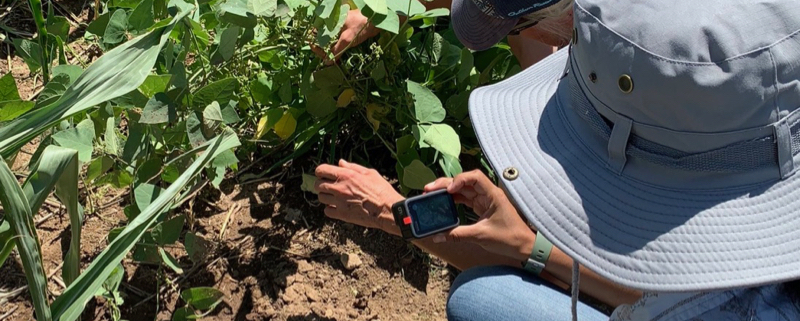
[{"x1": 447, "y1": 266, "x2": 609, "y2": 321}]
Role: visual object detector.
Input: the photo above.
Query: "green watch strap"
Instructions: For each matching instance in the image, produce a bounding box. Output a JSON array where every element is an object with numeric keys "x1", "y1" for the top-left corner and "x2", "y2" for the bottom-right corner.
[{"x1": 522, "y1": 231, "x2": 553, "y2": 275}]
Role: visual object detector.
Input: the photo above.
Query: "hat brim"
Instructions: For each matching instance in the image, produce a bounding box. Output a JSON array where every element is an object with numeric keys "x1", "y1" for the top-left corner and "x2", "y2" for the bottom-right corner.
[
  {"x1": 451, "y1": 0, "x2": 518, "y2": 51},
  {"x1": 469, "y1": 48, "x2": 800, "y2": 292}
]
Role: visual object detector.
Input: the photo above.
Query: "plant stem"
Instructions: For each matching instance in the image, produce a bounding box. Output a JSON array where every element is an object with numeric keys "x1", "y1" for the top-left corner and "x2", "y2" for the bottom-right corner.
[{"x1": 27, "y1": 0, "x2": 49, "y2": 83}]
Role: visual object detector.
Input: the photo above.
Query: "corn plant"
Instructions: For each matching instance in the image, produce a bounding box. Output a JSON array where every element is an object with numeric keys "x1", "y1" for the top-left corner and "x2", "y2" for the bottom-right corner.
[{"x1": 0, "y1": 5, "x2": 243, "y2": 320}]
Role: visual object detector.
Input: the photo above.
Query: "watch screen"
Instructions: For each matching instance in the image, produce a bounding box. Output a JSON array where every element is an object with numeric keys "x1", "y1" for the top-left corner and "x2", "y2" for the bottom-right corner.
[{"x1": 407, "y1": 191, "x2": 459, "y2": 236}]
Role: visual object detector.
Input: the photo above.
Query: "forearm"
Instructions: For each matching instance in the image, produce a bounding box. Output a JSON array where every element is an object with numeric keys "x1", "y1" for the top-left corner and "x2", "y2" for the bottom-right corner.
[
  {"x1": 377, "y1": 213, "x2": 520, "y2": 270},
  {"x1": 538, "y1": 239, "x2": 642, "y2": 307}
]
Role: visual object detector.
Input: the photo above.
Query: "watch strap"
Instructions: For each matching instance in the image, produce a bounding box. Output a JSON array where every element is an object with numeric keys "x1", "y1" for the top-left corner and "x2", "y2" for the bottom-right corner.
[
  {"x1": 391, "y1": 201, "x2": 415, "y2": 241},
  {"x1": 523, "y1": 231, "x2": 553, "y2": 276}
]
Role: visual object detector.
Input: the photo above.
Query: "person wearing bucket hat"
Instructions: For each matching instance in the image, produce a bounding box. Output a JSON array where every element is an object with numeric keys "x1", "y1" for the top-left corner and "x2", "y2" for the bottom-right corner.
[
  {"x1": 312, "y1": 0, "x2": 573, "y2": 68},
  {"x1": 429, "y1": 0, "x2": 800, "y2": 320}
]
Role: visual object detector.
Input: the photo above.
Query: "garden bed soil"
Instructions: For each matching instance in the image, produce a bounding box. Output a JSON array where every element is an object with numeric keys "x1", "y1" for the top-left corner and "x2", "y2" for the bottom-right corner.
[{"x1": 1, "y1": 138, "x2": 454, "y2": 321}]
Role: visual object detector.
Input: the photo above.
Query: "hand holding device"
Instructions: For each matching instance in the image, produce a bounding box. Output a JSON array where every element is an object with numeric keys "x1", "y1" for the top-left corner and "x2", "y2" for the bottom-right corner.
[{"x1": 392, "y1": 190, "x2": 461, "y2": 240}]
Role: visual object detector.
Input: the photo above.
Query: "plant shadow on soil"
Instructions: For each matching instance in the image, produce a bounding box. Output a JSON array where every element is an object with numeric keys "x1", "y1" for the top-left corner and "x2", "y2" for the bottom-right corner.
[{"x1": 110, "y1": 159, "x2": 449, "y2": 320}]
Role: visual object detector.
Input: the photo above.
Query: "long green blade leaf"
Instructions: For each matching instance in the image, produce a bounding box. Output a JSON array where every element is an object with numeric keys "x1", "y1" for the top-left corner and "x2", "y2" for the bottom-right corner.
[
  {"x1": 22, "y1": 146, "x2": 81, "y2": 286},
  {"x1": 0, "y1": 157, "x2": 51, "y2": 321},
  {"x1": 0, "y1": 221, "x2": 14, "y2": 268},
  {"x1": 0, "y1": 9, "x2": 192, "y2": 158},
  {"x1": 50, "y1": 131, "x2": 240, "y2": 321}
]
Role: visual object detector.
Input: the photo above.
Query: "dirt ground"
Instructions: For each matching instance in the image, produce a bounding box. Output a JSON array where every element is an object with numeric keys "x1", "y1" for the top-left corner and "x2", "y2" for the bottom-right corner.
[
  {"x1": 1, "y1": 140, "x2": 454, "y2": 321},
  {"x1": 0, "y1": 2, "x2": 453, "y2": 320}
]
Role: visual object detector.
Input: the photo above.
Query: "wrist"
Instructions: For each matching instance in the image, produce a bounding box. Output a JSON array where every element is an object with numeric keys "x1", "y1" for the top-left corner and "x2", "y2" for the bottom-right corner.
[
  {"x1": 514, "y1": 228, "x2": 537, "y2": 262},
  {"x1": 378, "y1": 194, "x2": 405, "y2": 237}
]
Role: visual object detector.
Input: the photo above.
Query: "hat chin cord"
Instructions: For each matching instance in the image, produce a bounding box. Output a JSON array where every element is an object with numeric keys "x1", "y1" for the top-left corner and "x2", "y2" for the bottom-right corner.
[{"x1": 571, "y1": 261, "x2": 580, "y2": 321}]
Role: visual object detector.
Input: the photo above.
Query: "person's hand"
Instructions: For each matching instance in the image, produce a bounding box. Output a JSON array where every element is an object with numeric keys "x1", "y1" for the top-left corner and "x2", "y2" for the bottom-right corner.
[
  {"x1": 423, "y1": 170, "x2": 536, "y2": 262},
  {"x1": 314, "y1": 159, "x2": 404, "y2": 234},
  {"x1": 311, "y1": 9, "x2": 380, "y2": 65}
]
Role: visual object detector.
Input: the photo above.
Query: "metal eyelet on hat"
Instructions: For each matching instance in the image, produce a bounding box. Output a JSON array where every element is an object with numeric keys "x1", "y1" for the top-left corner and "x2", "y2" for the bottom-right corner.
[
  {"x1": 503, "y1": 167, "x2": 519, "y2": 180},
  {"x1": 589, "y1": 72, "x2": 597, "y2": 83},
  {"x1": 618, "y1": 74, "x2": 634, "y2": 93},
  {"x1": 572, "y1": 28, "x2": 578, "y2": 45}
]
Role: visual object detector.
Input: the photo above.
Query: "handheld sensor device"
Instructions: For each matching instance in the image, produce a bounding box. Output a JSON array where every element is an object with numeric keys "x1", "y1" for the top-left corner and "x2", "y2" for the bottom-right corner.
[{"x1": 392, "y1": 190, "x2": 460, "y2": 240}]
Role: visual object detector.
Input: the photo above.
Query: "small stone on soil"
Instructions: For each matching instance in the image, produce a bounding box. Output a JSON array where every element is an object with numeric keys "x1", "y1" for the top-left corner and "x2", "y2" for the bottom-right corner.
[
  {"x1": 341, "y1": 253, "x2": 363, "y2": 270},
  {"x1": 305, "y1": 286, "x2": 322, "y2": 302},
  {"x1": 297, "y1": 259, "x2": 314, "y2": 272}
]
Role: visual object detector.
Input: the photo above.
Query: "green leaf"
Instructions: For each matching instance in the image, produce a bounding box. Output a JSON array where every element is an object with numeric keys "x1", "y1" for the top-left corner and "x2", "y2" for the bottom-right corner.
[
  {"x1": 135, "y1": 158, "x2": 163, "y2": 183},
  {"x1": 181, "y1": 287, "x2": 225, "y2": 310},
  {"x1": 51, "y1": 119, "x2": 95, "y2": 163},
  {"x1": 406, "y1": 80, "x2": 445, "y2": 123},
  {"x1": 159, "y1": 248, "x2": 184, "y2": 274},
  {"x1": 248, "y1": 0, "x2": 277, "y2": 16},
  {"x1": 12, "y1": 39, "x2": 43, "y2": 72},
  {"x1": 47, "y1": 16, "x2": 71, "y2": 42},
  {"x1": 51, "y1": 65, "x2": 85, "y2": 84},
  {"x1": 306, "y1": 90, "x2": 337, "y2": 118},
  {"x1": 139, "y1": 74, "x2": 173, "y2": 97},
  {"x1": 0, "y1": 73, "x2": 20, "y2": 101},
  {"x1": 184, "y1": 231, "x2": 212, "y2": 262},
  {"x1": 203, "y1": 101, "x2": 225, "y2": 123},
  {"x1": 315, "y1": 0, "x2": 339, "y2": 19},
  {"x1": 51, "y1": 132, "x2": 239, "y2": 321},
  {"x1": 0, "y1": 101, "x2": 35, "y2": 122},
  {"x1": 220, "y1": 101, "x2": 240, "y2": 124},
  {"x1": 87, "y1": 156, "x2": 115, "y2": 182},
  {"x1": 104, "y1": 116, "x2": 121, "y2": 156},
  {"x1": 86, "y1": 11, "x2": 111, "y2": 36},
  {"x1": 312, "y1": 67, "x2": 343, "y2": 91},
  {"x1": 402, "y1": 159, "x2": 436, "y2": 190},
  {"x1": 410, "y1": 8, "x2": 449, "y2": 20},
  {"x1": 37, "y1": 73, "x2": 72, "y2": 107},
  {"x1": 218, "y1": 0, "x2": 257, "y2": 28},
  {"x1": 250, "y1": 76, "x2": 273, "y2": 105},
  {"x1": 104, "y1": 9, "x2": 129, "y2": 44},
  {"x1": 363, "y1": 0, "x2": 388, "y2": 16},
  {"x1": 172, "y1": 307, "x2": 191, "y2": 321},
  {"x1": 133, "y1": 242, "x2": 161, "y2": 263},
  {"x1": 152, "y1": 214, "x2": 184, "y2": 245},
  {"x1": 0, "y1": 158, "x2": 51, "y2": 321},
  {"x1": 372, "y1": 9, "x2": 399, "y2": 34},
  {"x1": 421, "y1": 123, "x2": 461, "y2": 158},
  {"x1": 216, "y1": 26, "x2": 240, "y2": 62},
  {"x1": 95, "y1": 169, "x2": 134, "y2": 189},
  {"x1": 135, "y1": 183, "x2": 164, "y2": 212},
  {"x1": 129, "y1": 0, "x2": 156, "y2": 32},
  {"x1": 0, "y1": 221, "x2": 15, "y2": 268},
  {"x1": 387, "y1": 0, "x2": 425, "y2": 16},
  {"x1": 0, "y1": 10, "x2": 189, "y2": 159},
  {"x1": 186, "y1": 111, "x2": 212, "y2": 147},
  {"x1": 317, "y1": 4, "x2": 348, "y2": 48},
  {"x1": 439, "y1": 154, "x2": 462, "y2": 178},
  {"x1": 396, "y1": 134, "x2": 419, "y2": 167},
  {"x1": 300, "y1": 173, "x2": 318, "y2": 194},
  {"x1": 192, "y1": 78, "x2": 237, "y2": 108},
  {"x1": 141, "y1": 93, "x2": 177, "y2": 124}
]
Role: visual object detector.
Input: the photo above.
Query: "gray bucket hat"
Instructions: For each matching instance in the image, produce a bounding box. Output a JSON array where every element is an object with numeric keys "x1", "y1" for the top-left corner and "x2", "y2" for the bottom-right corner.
[
  {"x1": 451, "y1": 0, "x2": 562, "y2": 51},
  {"x1": 469, "y1": 0, "x2": 800, "y2": 292}
]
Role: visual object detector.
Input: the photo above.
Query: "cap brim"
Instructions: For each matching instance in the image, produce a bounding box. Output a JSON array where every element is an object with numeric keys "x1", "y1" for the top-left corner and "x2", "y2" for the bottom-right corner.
[
  {"x1": 451, "y1": 0, "x2": 518, "y2": 51},
  {"x1": 469, "y1": 48, "x2": 800, "y2": 292}
]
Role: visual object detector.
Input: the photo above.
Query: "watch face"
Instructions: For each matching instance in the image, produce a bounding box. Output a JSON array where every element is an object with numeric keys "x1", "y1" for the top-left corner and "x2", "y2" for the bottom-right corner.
[{"x1": 406, "y1": 190, "x2": 460, "y2": 238}]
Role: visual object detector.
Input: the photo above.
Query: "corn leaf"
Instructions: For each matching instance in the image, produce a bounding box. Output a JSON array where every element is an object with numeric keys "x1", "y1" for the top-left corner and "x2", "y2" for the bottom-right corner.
[
  {"x1": 22, "y1": 146, "x2": 82, "y2": 286},
  {"x1": 0, "y1": 9, "x2": 192, "y2": 159},
  {"x1": 0, "y1": 157, "x2": 51, "y2": 321},
  {"x1": 0, "y1": 221, "x2": 14, "y2": 268},
  {"x1": 50, "y1": 131, "x2": 240, "y2": 321}
]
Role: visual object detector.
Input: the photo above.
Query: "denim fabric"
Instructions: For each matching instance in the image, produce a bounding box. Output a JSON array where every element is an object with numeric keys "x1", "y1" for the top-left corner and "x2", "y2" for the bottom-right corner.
[{"x1": 446, "y1": 265, "x2": 608, "y2": 321}]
